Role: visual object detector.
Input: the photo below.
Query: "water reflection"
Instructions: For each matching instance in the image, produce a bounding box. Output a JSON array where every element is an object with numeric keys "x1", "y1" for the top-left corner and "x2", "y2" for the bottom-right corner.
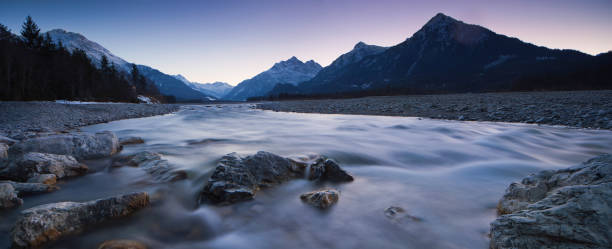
[{"x1": 2, "y1": 104, "x2": 611, "y2": 249}]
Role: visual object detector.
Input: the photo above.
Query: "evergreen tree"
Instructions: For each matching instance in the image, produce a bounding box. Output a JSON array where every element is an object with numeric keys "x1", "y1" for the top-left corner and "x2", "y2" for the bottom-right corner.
[
  {"x1": 0, "y1": 23, "x2": 14, "y2": 41},
  {"x1": 42, "y1": 33, "x2": 55, "y2": 51},
  {"x1": 20, "y1": 16, "x2": 42, "y2": 48},
  {"x1": 100, "y1": 55, "x2": 110, "y2": 74}
]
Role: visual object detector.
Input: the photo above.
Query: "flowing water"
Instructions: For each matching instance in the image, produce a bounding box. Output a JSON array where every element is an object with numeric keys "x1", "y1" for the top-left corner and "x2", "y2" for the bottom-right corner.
[{"x1": 2, "y1": 104, "x2": 612, "y2": 249}]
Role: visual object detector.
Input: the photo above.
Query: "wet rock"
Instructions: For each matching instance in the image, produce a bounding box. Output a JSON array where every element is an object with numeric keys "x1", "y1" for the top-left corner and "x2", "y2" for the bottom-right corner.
[
  {"x1": 0, "y1": 152, "x2": 87, "y2": 182},
  {"x1": 300, "y1": 189, "x2": 339, "y2": 209},
  {"x1": 0, "y1": 135, "x2": 18, "y2": 145},
  {"x1": 0, "y1": 181, "x2": 59, "y2": 196},
  {"x1": 119, "y1": 136, "x2": 145, "y2": 146},
  {"x1": 8, "y1": 131, "x2": 120, "y2": 160},
  {"x1": 384, "y1": 206, "x2": 422, "y2": 223},
  {"x1": 308, "y1": 158, "x2": 354, "y2": 182},
  {"x1": 112, "y1": 151, "x2": 187, "y2": 183},
  {"x1": 27, "y1": 174, "x2": 57, "y2": 185},
  {"x1": 490, "y1": 154, "x2": 612, "y2": 249},
  {"x1": 199, "y1": 151, "x2": 306, "y2": 205},
  {"x1": 97, "y1": 239, "x2": 147, "y2": 249},
  {"x1": 0, "y1": 143, "x2": 8, "y2": 159},
  {"x1": 0, "y1": 182, "x2": 22, "y2": 209},
  {"x1": 10, "y1": 192, "x2": 150, "y2": 249}
]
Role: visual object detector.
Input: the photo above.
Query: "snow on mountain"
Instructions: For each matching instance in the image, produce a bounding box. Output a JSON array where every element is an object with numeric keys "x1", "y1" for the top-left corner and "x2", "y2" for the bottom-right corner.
[
  {"x1": 47, "y1": 29, "x2": 131, "y2": 71},
  {"x1": 329, "y1": 42, "x2": 387, "y2": 69},
  {"x1": 223, "y1": 56, "x2": 322, "y2": 101},
  {"x1": 45, "y1": 29, "x2": 213, "y2": 101},
  {"x1": 172, "y1": 74, "x2": 233, "y2": 99}
]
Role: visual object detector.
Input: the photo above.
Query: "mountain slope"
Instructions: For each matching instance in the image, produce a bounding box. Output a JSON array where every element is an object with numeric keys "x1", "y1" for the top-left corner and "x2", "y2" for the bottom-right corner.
[
  {"x1": 47, "y1": 29, "x2": 213, "y2": 101},
  {"x1": 173, "y1": 74, "x2": 233, "y2": 99},
  {"x1": 282, "y1": 13, "x2": 606, "y2": 97},
  {"x1": 223, "y1": 57, "x2": 322, "y2": 101}
]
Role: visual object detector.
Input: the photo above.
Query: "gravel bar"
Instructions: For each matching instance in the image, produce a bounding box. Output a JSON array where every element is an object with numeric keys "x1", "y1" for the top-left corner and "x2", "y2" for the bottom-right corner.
[
  {"x1": 257, "y1": 90, "x2": 612, "y2": 130},
  {"x1": 0, "y1": 102, "x2": 180, "y2": 139}
]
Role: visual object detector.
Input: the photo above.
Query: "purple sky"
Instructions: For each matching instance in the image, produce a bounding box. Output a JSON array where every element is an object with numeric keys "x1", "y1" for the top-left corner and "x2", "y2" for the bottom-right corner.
[{"x1": 1, "y1": 0, "x2": 611, "y2": 85}]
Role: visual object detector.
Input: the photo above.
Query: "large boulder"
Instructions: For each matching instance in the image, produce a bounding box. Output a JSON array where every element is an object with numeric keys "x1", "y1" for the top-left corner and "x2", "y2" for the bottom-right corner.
[
  {"x1": 0, "y1": 182, "x2": 22, "y2": 209},
  {"x1": 490, "y1": 154, "x2": 612, "y2": 249},
  {"x1": 0, "y1": 152, "x2": 87, "y2": 182},
  {"x1": 199, "y1": 151, "x2": 354, "y2": 205},
  {"x1": 307, "y1": 158, "x2": 354, "y2": 182},
  {"x1": 300, "y1": 189, "x2": 339, "y2": 209},
  {"x1": 8, "y1": 131, "x2": 120, "y2": 160},
  {"x1": 112, "y1": 151, "x2": 187, "y2": 183},
  {"x1": 10, "y1": 192, "x2": 150, "y2": 249}
]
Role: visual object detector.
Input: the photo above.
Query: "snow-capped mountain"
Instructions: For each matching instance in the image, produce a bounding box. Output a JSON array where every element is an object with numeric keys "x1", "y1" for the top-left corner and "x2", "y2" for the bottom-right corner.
[
  {"x1": 47, "y1": 29, "x2": 131, "y2": 71},
  {"x1": 46, "y1": 29, "x2": 213, "y2": 101},
  {"x1": 329, "y1": 42, "x2": 387, "y2": 69},
  {"x1": 223, "y1": 56, "x2": 322, "y2": 101},
  {"x1": 173, "y1": 74, "x2": 233, "y2": 99}
]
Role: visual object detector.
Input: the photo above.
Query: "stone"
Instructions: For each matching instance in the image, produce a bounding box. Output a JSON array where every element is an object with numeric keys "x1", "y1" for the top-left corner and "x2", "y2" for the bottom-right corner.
[
  {"x1": 490, "y1": 154, "x2": 612, "y2": 249},
  {"x1": 119, "y1": 136, "x2": 145, "y2": 146},
  {"x1": 0, "y1": 143, "x2": 8, "y2": 159},
  {"x1": 308, "y1": 158, "x2": 354, "y2": 182},
  {"x1": 384, "y1": 206, "x2": 422, "y2": 223},
  {"x1": 199, "y1": 151, "x2": 307, "y2": 205},
  {"x1": 10, "y1": 192, "x2": 150, "y2": 249},
  {"x1": 0, "y1": 135, "x2": 18, "y2": 145},
  {"x1": 0, "y1": 182, "x2": 22, "y2": 209},
  {"x1": 97, "y1": 240, "x2": 147, "y2": 249},
  {"x1": 27, "y1": 174, "x2": 57, "y2": 185},
  {"x1": 8, "y1": 131, "x2": 120, "y2": 160},
  {"x1": 112, "y1": 151, "x2": 187, "y2": 183},
  {"x1": 1, "y1": 181, "x2": 59, "y2": 196},
  {"x1": 0, "y1": 152, "x2": 87, "y2": 182},
  {"x1": 300, "y1": 189, "x2": 339, "y2": 209}
]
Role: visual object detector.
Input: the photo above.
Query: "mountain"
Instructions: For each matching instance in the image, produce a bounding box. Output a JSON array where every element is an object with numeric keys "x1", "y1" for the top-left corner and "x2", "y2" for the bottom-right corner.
[
  {"x1": 173, "y1": 74, "x2": 233, "y2": 99},
  {"x1": 268, "y1": 42, "x2": 387, "y2": 97},
  {"x1": 271, "y1": 13, "x2": 609, "y2": 98},
  {"x1": 223, "y1": 56, "x2": 322, "y2": 101},
  {"x1": 47, "y1": 29, "x2": 213, "y2": 102}
]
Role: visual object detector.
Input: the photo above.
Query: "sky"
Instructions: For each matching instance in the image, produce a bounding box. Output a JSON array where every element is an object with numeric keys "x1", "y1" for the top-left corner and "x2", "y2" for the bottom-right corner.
[{"x1": 1, "y1": 0, "x2": 611, "y2": 85}]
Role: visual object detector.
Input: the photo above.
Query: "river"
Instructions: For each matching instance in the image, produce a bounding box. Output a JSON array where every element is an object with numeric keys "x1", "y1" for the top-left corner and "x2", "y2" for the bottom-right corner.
[{"x1": 2, "y1": 104, "x2": 612, "y2": 249}]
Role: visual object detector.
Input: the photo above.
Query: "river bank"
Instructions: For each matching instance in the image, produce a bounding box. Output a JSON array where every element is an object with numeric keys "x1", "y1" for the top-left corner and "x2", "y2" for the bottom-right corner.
[
  {"x1": 257, "y1": 90, "x2": 612, "y2": 130},
  {"x1": 0, "y1": 102, "x2": 179, "y2": 139}
]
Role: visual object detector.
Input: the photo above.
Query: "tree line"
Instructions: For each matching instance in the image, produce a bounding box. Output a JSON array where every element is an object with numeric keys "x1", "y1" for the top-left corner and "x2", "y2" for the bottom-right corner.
[{"x1": 0, "y1": 16, "x2": 165, "y2": 102}]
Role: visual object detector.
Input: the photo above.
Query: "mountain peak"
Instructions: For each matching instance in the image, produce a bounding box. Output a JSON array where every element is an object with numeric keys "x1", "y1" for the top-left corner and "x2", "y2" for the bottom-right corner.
[
  {"x1": 423, "y1": 13, "x2": 458, "y2": 29},
  {"x1": 287, "y1": 56, "x2": 301, "y2": 63},
  {"x1": 354, "y1": 41, "x2": 368, "y2": 49}
]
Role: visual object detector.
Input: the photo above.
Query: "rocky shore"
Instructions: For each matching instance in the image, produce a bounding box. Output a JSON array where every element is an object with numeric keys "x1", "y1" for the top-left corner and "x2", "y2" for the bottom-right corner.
[
  {"x1": 257, "y1": 90, "x2": 612, "y2": 129},
  {"x1": 0, "y1": 102, "x2": 179, "y2": 139}
]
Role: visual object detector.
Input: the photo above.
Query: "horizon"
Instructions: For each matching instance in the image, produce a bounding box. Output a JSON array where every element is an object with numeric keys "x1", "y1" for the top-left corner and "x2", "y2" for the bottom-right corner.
[{"x1": 1, "y1": 0, "x2": 611, "y2": 86}]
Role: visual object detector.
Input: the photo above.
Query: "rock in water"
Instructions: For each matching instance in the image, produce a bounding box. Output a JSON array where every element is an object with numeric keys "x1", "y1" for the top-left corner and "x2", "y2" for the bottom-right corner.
[
  {"x1": 1, "y1": 181, "x2": 59, "y2": 196},
  {"x1": 10, "y1": 192, "x2": 150, "y2": 249},
  {"x1": 27, "y1": 174, "x2": 57, "y2": 185},
  {"x1": 199, "y1": 151, "x2": 306, "y2": 204},
  {"x1": 112, "y1": 151, "x2": 187, "y2": 183},
  {"x1": 0, "y1": 152, "x2": 87, "y2": 182},
  {"x1": 0, "y1": 136, "x2": 18, "y2": 145},
  {"x1": 97, "y1": 240, "x2": 147, "y2": 249},
  {"x1": 490, "y1": 154, "x2": 612, "y2": 249},
  {"x1": 119, "y1": 136, "x2": 145, "y2": 146},
  {"x1": 0, "y1": 182, "x2": 22, "y2": 209},
  {"x1": 300, "y1": 189, "x2": 339, "y2": 209},
  {"x1": 0, "y1": 143, "x2": 8, "y2": 159},
  {"x1": 8, "y1": 131, "x2": 120, "y2": 160},
  {"x1": 308, "y1": 158, "x2": 354, "y2": 182}
]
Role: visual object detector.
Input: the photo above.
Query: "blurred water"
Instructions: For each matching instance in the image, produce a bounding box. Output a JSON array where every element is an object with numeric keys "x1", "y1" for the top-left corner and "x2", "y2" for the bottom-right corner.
[{"x1": 2, "y1": 104, "x2": 612, "y2": 249}]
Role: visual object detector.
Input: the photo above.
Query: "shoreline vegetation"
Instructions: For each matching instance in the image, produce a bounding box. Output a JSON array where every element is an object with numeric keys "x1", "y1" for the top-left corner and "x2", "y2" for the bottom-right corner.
[{"x1": 257, "y1": 90, "x2": 612, "y2": 130}]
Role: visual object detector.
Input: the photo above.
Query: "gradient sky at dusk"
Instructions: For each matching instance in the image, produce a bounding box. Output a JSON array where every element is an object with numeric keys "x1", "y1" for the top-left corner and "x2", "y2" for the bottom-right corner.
[{"x1": 1, "y1": 0, "x2": 611, "y2": 85}]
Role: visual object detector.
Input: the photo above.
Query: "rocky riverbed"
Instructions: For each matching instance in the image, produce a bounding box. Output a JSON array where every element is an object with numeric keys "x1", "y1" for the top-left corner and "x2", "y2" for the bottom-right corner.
[
  {"x1": 0, "y1": 102, "x2": 179, "y2": 139},
  {"x1": 257, "y1": 90, "x2": 612, "y2": 129}
]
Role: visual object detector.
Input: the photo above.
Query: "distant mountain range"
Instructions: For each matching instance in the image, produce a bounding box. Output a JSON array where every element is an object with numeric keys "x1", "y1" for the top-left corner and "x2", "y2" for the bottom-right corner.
[
  {"x1": 46, "y1": 29, "x2": 215, "y2": 102},
  {"x1": 267, "y1": 13, "x2": 611, "y2": 99},
  {"x1": 172, "y1": 75, "x2": 233, "y2": 99},
  {"x1": 223, "y1": 56, "x2": 322, "y2": 101}
]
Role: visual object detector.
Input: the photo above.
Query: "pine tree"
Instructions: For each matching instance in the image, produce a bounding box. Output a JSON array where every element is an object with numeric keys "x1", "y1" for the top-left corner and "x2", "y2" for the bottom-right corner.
[
  {"x1": 42, "y1": 33, "x2": 55, "y2": 51},
  {"x1": 100, "y1": 55, "x2": 110, "y2": 74},
  {"x1": 0, "y1": 23, "x2": 15, "y2": 41},
  {"x1": 20, "y1": 16, "x2": 42, "y2": 48}
]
